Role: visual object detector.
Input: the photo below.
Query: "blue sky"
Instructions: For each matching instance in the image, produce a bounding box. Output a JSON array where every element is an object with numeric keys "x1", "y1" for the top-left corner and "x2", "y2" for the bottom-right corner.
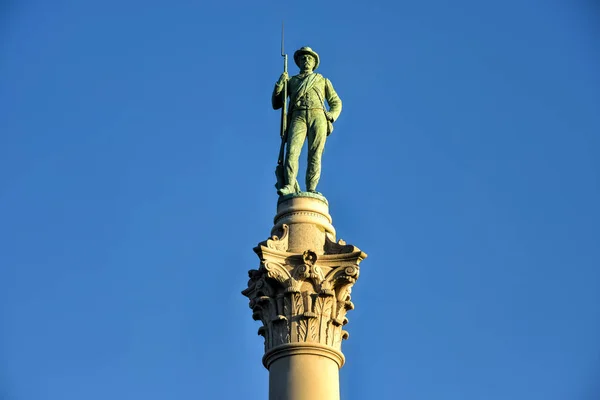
[{"x1": 1, "y1": 1, "x2": 599, "y2": 399}]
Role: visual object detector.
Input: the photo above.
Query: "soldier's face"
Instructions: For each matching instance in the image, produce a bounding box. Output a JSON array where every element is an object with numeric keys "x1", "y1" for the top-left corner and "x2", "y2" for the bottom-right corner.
[{"x1": 300, "y1": 54, "x2": 315, "y2": 70}]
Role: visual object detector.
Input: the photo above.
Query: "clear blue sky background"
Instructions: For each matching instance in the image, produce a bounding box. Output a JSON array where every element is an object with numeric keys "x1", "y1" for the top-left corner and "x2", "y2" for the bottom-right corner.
[{"x1": 1, "y1": 1, "x2": 599, "y2": 399}]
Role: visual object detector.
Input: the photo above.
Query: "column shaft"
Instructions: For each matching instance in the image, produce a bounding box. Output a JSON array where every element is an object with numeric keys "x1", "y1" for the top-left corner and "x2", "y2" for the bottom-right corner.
[{"x1": 269, "y1": 353, "x2": 340, "y2": 400}]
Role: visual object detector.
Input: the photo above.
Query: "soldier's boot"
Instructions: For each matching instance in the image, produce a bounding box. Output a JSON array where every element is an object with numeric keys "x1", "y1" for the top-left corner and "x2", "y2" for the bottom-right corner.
[{"x1": 277, "y1": 184, "x2": 295, "y2": 196}]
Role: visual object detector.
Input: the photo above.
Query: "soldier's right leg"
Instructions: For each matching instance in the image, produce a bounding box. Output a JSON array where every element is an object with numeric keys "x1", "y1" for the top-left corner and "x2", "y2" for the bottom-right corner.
[{"x1": 280, "y1": 112, "x2": 307, "y2": 195}]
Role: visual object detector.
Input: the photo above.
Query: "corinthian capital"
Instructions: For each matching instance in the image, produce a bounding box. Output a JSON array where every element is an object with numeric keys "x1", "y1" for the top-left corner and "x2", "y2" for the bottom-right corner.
[{"x1": 242, "y1": 236, "x2": 366, "y2": 362}]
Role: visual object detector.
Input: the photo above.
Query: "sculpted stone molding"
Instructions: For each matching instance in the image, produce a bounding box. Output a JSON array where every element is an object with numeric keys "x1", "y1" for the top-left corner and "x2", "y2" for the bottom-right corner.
[
  {"x1": 242, "y1": 240, "x2": 366, "y2": 360},
  {"x1": 271, "y1": 206, "x2": 336, "y2": 243},
  {"x1": 263, "y1": 342, "x2": 345, "y2": 369}
]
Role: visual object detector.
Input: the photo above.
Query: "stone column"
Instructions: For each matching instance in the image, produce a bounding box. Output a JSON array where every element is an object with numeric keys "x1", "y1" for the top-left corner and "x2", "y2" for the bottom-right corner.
[{"x1": 242, "y1": 193, "x2": 366, "y2": 400}]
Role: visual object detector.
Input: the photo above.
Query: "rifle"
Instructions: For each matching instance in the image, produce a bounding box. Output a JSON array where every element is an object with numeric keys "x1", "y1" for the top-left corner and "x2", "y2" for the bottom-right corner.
[{"x1": 275, "y1": 23, "x2": 288, "y2": 190}]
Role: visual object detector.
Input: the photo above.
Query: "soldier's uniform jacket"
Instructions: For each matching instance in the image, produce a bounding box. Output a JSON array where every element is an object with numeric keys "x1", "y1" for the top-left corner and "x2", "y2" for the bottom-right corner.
[{"x1": 272, "y1": 73, "x2": 342, "y2": 134}]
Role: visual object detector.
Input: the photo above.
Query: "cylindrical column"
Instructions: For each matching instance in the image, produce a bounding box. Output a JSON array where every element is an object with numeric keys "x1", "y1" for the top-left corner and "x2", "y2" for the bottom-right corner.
[
  {"x1": 265, "y1": 343, "x2": 344, "y2": 400},
  {"x1": 243, "y1": 193, "x2": 367, "y2": 400}
]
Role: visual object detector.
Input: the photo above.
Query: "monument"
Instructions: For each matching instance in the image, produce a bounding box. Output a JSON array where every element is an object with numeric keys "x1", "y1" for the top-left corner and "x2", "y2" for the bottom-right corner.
[{"x1": 242, "y1": 41, "x2": 366, "y2": 400}]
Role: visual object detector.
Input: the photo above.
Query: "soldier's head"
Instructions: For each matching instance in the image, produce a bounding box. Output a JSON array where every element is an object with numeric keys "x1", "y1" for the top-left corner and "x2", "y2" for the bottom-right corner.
[{"x1": 294, "y1": 47, "x2": 320, "y2": 72}]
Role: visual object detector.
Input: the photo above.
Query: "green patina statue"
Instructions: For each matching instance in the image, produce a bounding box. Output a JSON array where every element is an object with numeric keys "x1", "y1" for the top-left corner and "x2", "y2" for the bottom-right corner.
[{"x1": 272, "y1": 46, "x2": 342, "y2": 197}]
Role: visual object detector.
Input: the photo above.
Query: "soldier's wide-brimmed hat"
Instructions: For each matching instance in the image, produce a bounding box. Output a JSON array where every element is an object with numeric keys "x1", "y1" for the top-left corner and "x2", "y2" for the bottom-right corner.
[{"x1": 294, "y1": 46, "x2": 320, "y2": 70}]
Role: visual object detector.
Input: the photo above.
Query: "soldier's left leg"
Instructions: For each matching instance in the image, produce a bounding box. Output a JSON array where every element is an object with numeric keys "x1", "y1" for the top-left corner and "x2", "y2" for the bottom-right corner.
[
  {"x1": 284, "y1": 112, "x2": 308, "y2": 192},
  {"x1": 305, "y1": 111, "x2": 329, "y2": 192}
]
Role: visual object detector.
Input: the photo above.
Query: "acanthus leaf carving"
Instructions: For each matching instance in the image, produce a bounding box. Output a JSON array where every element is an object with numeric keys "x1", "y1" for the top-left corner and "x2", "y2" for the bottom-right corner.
[
  {"x1": 292, "y1": 292, "x2": 304, "y2": 316},
  {"x1": 308, "y1": 314, "x2": 319, "y2": 342},
  {"x1": 298, "y1": 318, "x2": 308, "y2": 342}
]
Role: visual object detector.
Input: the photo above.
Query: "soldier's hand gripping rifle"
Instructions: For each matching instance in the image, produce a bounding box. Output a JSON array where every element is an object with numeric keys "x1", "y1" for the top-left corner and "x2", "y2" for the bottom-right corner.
[{"x1": 275, "y1": 24, "x2": 288, "y2": 190}]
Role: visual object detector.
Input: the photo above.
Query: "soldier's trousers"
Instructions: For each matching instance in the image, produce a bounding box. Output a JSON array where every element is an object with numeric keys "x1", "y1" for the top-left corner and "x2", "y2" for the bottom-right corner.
[{"x1": 285, "y1": 109, "x2": 328, "y2": 192}]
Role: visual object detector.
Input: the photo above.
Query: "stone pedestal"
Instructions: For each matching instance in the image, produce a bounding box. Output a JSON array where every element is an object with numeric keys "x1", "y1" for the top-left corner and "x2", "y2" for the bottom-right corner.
[{"x1": 243, "y1": 193, "x2": 366, "y2": 400}]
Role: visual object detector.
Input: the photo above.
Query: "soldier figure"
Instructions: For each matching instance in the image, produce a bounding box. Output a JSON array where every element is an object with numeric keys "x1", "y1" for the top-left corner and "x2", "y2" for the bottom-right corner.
[{"x1": 272, "y1": 46, "x2": 342, "y2": 196}]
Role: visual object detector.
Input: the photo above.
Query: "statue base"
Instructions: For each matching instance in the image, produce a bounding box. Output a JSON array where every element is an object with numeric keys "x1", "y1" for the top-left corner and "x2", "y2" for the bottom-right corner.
[{"x1": 272, "y1": 192, "x2": 335, "y2": 254}]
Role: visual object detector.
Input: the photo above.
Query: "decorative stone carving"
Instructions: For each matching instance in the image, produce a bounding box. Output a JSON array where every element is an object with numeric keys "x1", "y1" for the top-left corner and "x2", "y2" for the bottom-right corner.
[
  {"x1": 242, "y1": 242, "x2": 366, "y2": 358},
  {"x1": 324, "y1": 236, "x2": 358, "y2": 255},
  {"x1": 261, "y1": 224, "x2": 290, "y2": 252}
]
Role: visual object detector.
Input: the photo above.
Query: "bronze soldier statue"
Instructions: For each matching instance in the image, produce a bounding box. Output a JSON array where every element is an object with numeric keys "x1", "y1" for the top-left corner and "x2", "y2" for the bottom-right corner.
[{"x1": 272, "y1": 46, "x2": 342, "y2": 196}]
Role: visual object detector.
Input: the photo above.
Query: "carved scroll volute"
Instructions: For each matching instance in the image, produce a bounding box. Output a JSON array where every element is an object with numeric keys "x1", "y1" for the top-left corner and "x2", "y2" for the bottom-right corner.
[
  {"x1": 292, "y1": 250, "x2": 324, "y2": 287},
  {"x1": 264, "y1": 224, "x2": 289, "y2": 252},
  {"x1": 261, "y1": 260, "x2": 291, "y2": 287}
]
